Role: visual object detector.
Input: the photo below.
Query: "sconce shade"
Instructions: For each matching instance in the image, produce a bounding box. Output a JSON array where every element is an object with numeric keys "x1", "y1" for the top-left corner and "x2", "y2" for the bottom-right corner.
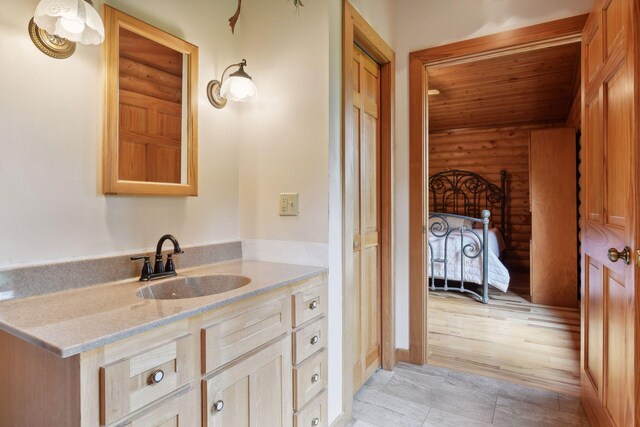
[
  {"x1": 34, "y1": 0, "x2": 105, "y2": 45},
  {"x1": 207, "y1": 59, "x2": 258, "y2": 108},
  {"x1": 220, "y1": 74, "x2": 258, "y2": 102}
]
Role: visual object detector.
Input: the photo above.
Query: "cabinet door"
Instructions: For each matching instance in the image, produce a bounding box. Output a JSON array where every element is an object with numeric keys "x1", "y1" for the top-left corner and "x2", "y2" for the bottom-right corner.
[{"x1": 203, "y1": 337, "x2": 292, "y2": 427}]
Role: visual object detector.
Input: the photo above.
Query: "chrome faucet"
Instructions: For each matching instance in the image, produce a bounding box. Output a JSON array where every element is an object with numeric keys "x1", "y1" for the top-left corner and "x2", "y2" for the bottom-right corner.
[{"x1": 130, "y1": 234, "x2": 184, "y2": 281}]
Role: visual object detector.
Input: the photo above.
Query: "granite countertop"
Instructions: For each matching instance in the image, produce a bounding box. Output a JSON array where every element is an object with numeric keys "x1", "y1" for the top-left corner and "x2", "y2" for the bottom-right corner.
[{"x1": 0, "y1": 260, "x2": 326, "y2": 358}]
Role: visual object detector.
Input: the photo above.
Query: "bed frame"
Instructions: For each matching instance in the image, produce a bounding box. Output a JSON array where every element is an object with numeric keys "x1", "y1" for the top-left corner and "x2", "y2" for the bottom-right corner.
[{"x1": 427, "y1": 169, "x2": 506, "y2": 303}]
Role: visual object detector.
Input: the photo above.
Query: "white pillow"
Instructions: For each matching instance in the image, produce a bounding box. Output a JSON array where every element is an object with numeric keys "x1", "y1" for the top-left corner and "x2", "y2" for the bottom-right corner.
[{"x1": 429, "y1": 216, "x2": 472, "y2": 230}]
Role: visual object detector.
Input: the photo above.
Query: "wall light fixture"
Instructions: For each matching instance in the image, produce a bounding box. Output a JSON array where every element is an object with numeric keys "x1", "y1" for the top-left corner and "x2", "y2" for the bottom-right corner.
[
  {"x1": 29, "y1": 0, "x2": 105, "y2": 59},
  {"x1": 207, "y1": 59, "x2": 258, "y2": 109}
]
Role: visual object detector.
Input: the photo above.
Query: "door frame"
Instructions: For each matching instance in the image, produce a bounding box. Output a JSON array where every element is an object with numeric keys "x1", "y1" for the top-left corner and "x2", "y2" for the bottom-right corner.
[
  {"x1": 341, "y1": 0, "x2": 395, "y2": 420},
  {"x1": 407, "y1": 15, "x2": 589, "y2": 365}
]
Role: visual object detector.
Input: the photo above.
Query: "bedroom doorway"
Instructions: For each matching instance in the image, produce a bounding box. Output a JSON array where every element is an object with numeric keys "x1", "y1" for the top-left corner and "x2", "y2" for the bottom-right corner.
[{"x1": 407, "y1": 15, "x2": 589, "y2": 394}]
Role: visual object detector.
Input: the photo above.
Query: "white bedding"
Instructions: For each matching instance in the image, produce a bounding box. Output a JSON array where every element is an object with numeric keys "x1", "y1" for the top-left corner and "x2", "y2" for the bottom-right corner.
[{"x1": 427, "y1": 228, "x2": 510, "y2": 292}]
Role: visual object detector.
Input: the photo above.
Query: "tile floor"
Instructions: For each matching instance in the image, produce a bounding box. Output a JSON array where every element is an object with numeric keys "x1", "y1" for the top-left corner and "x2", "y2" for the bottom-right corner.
[{"x1": 346, "y1": 363, "x2": 589, "y2": 427}]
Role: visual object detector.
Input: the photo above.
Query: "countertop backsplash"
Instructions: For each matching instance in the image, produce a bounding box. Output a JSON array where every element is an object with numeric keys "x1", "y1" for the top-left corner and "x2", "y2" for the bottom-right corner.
[{"x1": 0, "y1": 241, "x2": 242, "y2": 302}]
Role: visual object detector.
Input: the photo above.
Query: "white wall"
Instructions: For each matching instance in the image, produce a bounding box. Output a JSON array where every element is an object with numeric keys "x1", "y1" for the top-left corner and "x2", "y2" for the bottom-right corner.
[
  {"x1": 392, "y1": 0, "x2": 595, "y2": 348},
  {"x1": 0, "y1": 0, "x2": 242, "y2": 268}
]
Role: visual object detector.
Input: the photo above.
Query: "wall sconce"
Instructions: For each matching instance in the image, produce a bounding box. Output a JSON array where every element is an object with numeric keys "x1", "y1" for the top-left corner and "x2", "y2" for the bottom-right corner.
[
  {"x1": 28, "y1": 0, "x2": 105, "y2": 59},
  {"x1": 207, "y1": 59, "x2": 258, "y2": 109}
]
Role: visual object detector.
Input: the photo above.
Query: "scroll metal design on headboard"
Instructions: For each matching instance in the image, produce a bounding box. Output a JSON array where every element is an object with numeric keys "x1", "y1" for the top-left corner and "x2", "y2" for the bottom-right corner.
[{"x1": 428, "y1": 169, "x2": 507, "y2": 235}]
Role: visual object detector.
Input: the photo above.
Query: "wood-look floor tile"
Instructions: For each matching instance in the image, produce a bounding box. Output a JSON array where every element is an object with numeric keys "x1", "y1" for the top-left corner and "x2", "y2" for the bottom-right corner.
[
  {"x1": 352, "y1": 399, "x2": 424, "y2": 427},
  {"x1": 493, "y1": 396, "x2": 589, "y2": 427},
  {"x1": 559, "y1": 394, "x2": 587, "y2": 416},
  {"x1": 422, "y1": 408, "x2": 493, "y2": 427},
  {"x1": 355, "y1": 386, "x2": 430, "y2": 422},
  {"x1": 364, "y1": 368, "x2": 395, "y2": 390},
  {"x1": 443, "y1": 368, "x2": 559, "y2": 409},
  {"x1": 383, "y1": 370, "x2": 497, "y2": 423},
  {"x1": 345, "y1": 419, "x2": 378, "y2": 427}
]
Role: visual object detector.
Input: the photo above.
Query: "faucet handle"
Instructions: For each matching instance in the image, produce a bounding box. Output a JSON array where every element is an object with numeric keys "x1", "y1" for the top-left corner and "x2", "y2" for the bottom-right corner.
[
  {"x1": 130, "y1": 256, "x2": 153, "y2": 281},
  {"x1": 165, "y1": 252, "x2": 180, "y2": 273}
]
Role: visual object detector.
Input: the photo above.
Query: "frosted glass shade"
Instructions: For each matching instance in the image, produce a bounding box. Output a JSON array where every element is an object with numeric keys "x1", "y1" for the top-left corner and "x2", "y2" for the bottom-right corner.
[
  {"x1": 34, "y1": 0, "x2": 105, "y2": 45},
  {"x1": 220, "y1": 76, "x2": 258, "y2": 103}
]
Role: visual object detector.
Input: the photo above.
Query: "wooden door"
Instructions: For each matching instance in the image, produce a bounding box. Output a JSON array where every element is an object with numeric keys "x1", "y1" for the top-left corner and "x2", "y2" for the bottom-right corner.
[
  {"x1": 203, "y1": 337, "x2": 292, "y2": 427},
  {"x1": 581, "y1": 0, "x2": 638, "y2": 425},
  {"x1": 351, "y1": 45, "x2": 382, "y2": 392}
]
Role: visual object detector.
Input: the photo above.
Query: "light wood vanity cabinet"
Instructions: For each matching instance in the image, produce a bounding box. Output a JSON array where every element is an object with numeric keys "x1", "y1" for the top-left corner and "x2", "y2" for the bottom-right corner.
[{"x1": 0, "y1": 271, "x2": 328, "y2": 427}]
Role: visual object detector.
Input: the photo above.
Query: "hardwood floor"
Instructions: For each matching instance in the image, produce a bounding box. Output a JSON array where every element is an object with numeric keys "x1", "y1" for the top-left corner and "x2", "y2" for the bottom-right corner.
[
  {"x1": 427, "y1": 287, "x2": 580, "y2": 396},
  {"x1": 347, "y1": 363, "x2": 588, "y2": 426}
]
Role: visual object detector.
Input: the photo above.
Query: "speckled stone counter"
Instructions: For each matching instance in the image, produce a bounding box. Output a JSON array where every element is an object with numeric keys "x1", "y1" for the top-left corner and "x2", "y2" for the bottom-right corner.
[{"x1": 0, "y1": 260, "x2": 326, "y2": 357}]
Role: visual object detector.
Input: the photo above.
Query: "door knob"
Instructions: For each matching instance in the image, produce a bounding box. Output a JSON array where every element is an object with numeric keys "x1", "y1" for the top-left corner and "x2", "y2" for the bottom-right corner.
[{"x1": 608, "y1": 247, "x2": 631, "y2": 265}]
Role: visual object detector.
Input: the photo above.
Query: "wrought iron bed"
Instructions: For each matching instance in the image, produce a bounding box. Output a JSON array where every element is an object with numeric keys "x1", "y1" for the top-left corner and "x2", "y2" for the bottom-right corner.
[{"x1": 427, "y1": 169, "x2": 507, "y2": 303}]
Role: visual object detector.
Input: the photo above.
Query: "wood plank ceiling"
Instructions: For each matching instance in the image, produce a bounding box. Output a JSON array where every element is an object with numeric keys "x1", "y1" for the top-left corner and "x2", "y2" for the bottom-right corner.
[{"x1": 427, "y1": 42, "x2": 581, "y2": 132}]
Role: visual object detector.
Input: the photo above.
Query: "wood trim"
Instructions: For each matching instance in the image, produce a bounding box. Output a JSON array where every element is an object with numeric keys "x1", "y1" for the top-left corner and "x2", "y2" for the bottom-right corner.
[
  {"x1": 342, "y1": 0, "x2": 395, "y2": 419},
  {"x1": 409, "y1": 54, "x2": 427, "y2": 365},
  {"x1": 411, "y1": 14, "x2": 589, "y2": 65},
  {"x1": 102, "y1": 5, "x2": 198, "y2": 196},
  {"x1": 408, "y1": 15, "x2": 588, "y2": 367},
  {"x1": 395, "y1": 348, "x2": 410, "y2": 363}
]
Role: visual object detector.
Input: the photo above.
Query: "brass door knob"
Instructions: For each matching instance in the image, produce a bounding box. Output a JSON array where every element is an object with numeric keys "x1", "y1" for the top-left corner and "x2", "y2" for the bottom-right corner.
[{"x1": 608, "y1": 247, "x2": 631, "y2": 265}]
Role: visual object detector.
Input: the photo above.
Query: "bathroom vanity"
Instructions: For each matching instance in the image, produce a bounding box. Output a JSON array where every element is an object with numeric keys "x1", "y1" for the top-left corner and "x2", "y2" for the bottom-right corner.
[{"x1": 0, "y1": 259, "x2": 328, "y2": 427}]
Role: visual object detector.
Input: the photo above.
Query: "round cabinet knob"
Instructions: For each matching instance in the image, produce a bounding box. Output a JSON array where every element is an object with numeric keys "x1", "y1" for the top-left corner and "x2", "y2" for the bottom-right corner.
[
  {"x1": 309, "y1": 300, "x2": 319, "y2": 310},
  {"x1": 311, "y1": 417, "x2": 320, "y2": 426},
  {"x1": 214, "y1": 400, "x2": 224, "y2": 412},
  {"x1": 149, "y1": 369, "x2": 164, "y2": 384},
  {"x1": 311, "y1": 373, "x2": 320, "y2": 383},
  {"x1": 310, "y1": 335, "x2": 319, "y2": 345}
]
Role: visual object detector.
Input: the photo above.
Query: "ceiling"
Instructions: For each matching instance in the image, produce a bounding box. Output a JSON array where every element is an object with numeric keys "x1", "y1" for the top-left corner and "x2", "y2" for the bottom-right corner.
[{"x1": 427, "y1": 42, "x2": 581, "y2": 132}]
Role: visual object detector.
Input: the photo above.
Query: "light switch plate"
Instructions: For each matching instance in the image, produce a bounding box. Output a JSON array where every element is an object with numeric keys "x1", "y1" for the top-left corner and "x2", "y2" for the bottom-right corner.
[{"x1": 279, "y1": 193, "x2": 299, "y2": 216}]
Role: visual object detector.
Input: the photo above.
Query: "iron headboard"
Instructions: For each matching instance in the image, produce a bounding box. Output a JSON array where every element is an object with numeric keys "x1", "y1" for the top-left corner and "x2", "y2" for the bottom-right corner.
[{"x1": 428, "y1": 169, "x2": 507, "y2": 235}]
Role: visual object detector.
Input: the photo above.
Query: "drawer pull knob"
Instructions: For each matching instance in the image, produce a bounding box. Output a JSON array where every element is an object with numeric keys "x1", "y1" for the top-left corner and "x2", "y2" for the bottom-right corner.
[
  {"x1": 310, "y1": 335, "x2": 319, "y2": 345},
  {"x1": 311, "y1": 417, "x2": 320, "y2": 426},
  {"x1": 214, "y1": 400, "x2": 224, "y2": 412},
  {"x1": 311, "y1": 373, "x2": 320, "y2": 383},
  {"x1": 150, "y1": 369, "x2": 164, "y2": 384},
  {"x1": 309, "y1": 300, "x2": 319, "y2": 310}
]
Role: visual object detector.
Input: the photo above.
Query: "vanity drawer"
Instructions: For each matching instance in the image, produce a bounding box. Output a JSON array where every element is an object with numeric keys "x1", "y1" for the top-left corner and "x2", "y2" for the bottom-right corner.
[
  {"x1": 293, "y1": 316, "x2": 327, "y2": 364},
  {"x1": 201, "y1": 290, "x2": 290, "y2": 374},
  {"x1": 100, "y1": 334, "x2": 194, "y2": 425},
  {"x1": 293, "y1": 348, "x2": 327, "y2": 411},
  {"x1": 291, "y1": 279, "x2": 327, "y2": 328},
  {"x1": 124, "y1": 387, "x2": 192, "y2": 427},
  {"x1": 294, "y1": 390, "x2": 328, "y2": 427}
]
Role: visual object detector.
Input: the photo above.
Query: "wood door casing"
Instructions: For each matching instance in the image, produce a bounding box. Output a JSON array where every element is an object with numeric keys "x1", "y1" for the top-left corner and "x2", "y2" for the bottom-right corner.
[
  {"x1": 580, "y1": 0, "x2": 637, "y2": 425},
  {"x1": 351, "y1": 44, "x2": 382, "y2": 392}
]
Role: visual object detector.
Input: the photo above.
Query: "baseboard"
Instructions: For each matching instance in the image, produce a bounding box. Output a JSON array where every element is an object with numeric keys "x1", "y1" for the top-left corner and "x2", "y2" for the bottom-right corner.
[{"x1": 396, "y1": 348, "x2": 410, "y2": 363}]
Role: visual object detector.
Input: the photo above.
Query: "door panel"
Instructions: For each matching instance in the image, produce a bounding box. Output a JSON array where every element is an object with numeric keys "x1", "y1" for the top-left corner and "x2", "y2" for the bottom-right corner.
[
  {"x1": 581, "y1": 0, "x2": 637, "y2": 425},
  {"x1": 351, "y1": 45, "x2": 382, "y2": 392},
  {"x1": 585, "y1": 257, "x2": 603, "y2": 394}
]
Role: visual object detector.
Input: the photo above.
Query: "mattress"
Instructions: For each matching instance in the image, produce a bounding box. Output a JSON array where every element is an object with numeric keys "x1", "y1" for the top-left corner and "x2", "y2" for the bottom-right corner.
[{"x1": 427, "y1": 228, "x2": 510, "y2": 292}]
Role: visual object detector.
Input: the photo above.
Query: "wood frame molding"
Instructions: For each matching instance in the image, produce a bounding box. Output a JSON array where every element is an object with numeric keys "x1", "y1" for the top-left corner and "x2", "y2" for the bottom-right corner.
[
  {"x1": 102, "y1": 5, "x2": 199, "y2": 196},
  {"x1": 408, "y1": 14, "x2": 589, "y2": 365},
  {"x1": 342, "y1": 0, "x2": 395, "y2": 421}
]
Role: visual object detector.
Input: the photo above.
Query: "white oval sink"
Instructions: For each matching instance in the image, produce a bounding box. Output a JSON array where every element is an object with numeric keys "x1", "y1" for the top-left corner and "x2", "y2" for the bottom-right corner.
[{"x1": 136, "y1": 274, "x2": 251, "y2": 300}]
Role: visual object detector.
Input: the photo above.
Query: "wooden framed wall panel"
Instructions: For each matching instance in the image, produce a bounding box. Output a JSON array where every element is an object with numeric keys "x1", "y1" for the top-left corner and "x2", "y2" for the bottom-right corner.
[
  {"x1": 408, "y1": 14, "x2": 589, "y2": 365},
  {"x1": 342, "y1": 0, "x2": 395, "y2": 421}
]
